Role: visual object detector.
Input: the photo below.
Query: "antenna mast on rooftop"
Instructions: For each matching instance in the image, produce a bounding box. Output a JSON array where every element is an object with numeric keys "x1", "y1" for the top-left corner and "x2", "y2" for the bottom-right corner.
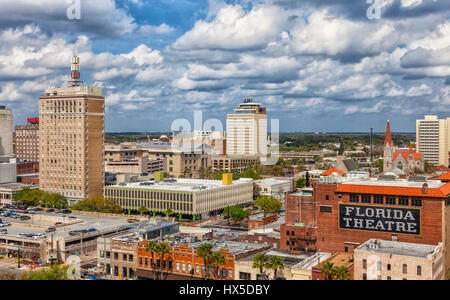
[{"x1": 68, "y1": 46, "x2": 83, "y2": 87}]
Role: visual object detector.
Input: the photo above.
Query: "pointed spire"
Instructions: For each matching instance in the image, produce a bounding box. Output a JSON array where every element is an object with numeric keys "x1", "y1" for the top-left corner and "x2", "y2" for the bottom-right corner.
[{"x1": 384, "y1": 121, "x2": 393, "y2": 147}]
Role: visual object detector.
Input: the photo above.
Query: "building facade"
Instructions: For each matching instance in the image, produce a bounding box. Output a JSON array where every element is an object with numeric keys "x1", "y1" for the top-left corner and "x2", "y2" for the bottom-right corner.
[
  {"x1": 38, "y1": 56, "x2": 105, "y2": 203},
  {"x1": 15, "y1": 118, "x2": 40, "y2": 162},
  {"x1": 226, "y1": 99, "x2": 267, "y2": 157},
  {"x1": 416, "y1": 115, "x2": 450, "y2": 166},
  {"x1": 281, "y1": 175, "x2": 450, "y2": 276},
  {"x1": 104, "y1": 178, "x2": 253, "y2": 218},
  {"x1": 354, "y1": 239, "x2": 444, "y2": 280},
  {"x1": 0, "y1": 106, "x2": 13, "y2": 157},
  {"x1": 211, "y1": 155, "x2": 260, "y2": 172}
]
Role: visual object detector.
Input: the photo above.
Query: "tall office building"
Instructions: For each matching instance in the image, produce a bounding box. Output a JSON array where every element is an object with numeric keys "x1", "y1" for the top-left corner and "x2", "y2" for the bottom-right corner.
[
  {"x1": 226, "y1": 99, "x2": 267, "y2": 157},
  {"x1": 0, "y1": 106, "x2": 13, "y2": 157},
  {"x1": 416, "y1": 115, "x2": 450, "y2": 166},
  {"x1": 15, "y1": 118, "x2": 39, "y2": 162},
  {"x1": 39, "y1": 56, "x2": 105, "y2": 204}
]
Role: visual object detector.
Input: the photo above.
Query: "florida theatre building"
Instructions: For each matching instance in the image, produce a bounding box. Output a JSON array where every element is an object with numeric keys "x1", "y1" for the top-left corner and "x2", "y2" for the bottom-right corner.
[{"x1": 281, "y1": 174, "x2": 450, "y2": 275}]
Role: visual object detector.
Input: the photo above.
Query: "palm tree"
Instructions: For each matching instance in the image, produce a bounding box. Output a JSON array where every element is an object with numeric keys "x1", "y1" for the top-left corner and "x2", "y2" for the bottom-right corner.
[
  {"x1": 210, "y1": 252, "x2": 226, "y2": 279},
  {"x1": 267, "y1": 256, "x2": 284, "y2": 280},
  {"x1": 333, "y1": 266, "x2": 352, "y2": 280},
  {"x1": 320, "y1": 261, "x2": 335, "y2": 280},
  {"x1": 197, "y1": 243, "x2": 213, "y2": 279},
  {"x1": 252, "y1": 253, "x2": 269, "y2": 279},
  {"x1": 156, "y1": 243, "x2": 171, "y2": 280},
  {"x1": 163, "y1": 208, "x2": 174, "y2": 219},
  {"x1": 145, "y1": 241, "x2": 158, "y2": 280},
  {"x1": 138, "y1": 206, "x2": 148, "y2": 216}
]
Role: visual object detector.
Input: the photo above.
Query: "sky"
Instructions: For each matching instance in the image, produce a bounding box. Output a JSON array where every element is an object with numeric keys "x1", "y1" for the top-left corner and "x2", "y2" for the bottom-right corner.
[{"x1": 0, "y1": 0, "x2": 449, "y2": 133}]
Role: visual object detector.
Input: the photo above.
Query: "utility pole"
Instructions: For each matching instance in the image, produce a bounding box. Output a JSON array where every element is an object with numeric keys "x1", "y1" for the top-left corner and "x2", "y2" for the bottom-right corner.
[
  {"x1": 370, "y1": 127, "x2": 374, "y2": 162},
  {"x1": 17, "y1": 247, "x2": 21, "y2": 269}
]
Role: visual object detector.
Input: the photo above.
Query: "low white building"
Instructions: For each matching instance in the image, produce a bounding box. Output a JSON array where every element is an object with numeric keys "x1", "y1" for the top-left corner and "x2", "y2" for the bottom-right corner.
[{"x1": 256, "y1": 177, "x2": 295, "y2": 199}]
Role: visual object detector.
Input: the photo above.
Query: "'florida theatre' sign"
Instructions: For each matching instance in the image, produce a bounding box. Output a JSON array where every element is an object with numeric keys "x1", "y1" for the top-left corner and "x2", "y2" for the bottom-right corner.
[{"x1": 339, "y1": 204, "x2": 421, "y2": 235}]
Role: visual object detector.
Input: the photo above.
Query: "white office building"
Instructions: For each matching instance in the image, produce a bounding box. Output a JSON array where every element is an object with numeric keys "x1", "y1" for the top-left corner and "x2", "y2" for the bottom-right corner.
[
  {"x1": 416, "y1": 115, "x2": 450, "y2": 165},
  {"x1": 226, "y1": 99, "x2": 267, "y2": 157}
]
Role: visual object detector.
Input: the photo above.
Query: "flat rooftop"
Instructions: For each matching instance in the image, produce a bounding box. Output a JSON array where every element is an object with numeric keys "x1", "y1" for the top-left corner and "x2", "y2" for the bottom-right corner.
[
  {"x1": 1, "y1": 212, "x2": 132, "y2": 239},
  {"x1": 108, "y1": 178, "x2": 253, "y2": 192},
  {"x1": 292, "y1": 252, "x2": 333, "y2": 271},
  {"x1": 0, "y1": 183, "x2": 36, "y2": 191},
  {"x1": 239, "y1": 248, "x2": 310, "y2": 267},
  {"x1": 340, "y1": 177, "x2": 445, "y2": 189},
  {"x1": 355, "y1": 239, "x2": 440, "y2": 259}
]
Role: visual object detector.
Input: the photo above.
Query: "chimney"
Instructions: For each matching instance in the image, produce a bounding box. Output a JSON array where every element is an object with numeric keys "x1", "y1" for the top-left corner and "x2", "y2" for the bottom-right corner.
[{"x1": 422, "y1": 183, "x2": 428, "y2": 195}]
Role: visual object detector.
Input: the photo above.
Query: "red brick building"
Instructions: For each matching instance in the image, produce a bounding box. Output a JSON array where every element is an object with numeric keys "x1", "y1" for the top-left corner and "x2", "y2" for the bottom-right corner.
[
  {"x1": 248, "y1": 213, "x2": 278, "y2": 231},
  {"x1": 15, "y1": 118, "x2": 39, "y2": 162},
  {"x1": 135, "y1": 240, "x2": 269, "y2": 280},
  {"x1": 281, "y1": 176, "x2": 450, "y2": 276}
]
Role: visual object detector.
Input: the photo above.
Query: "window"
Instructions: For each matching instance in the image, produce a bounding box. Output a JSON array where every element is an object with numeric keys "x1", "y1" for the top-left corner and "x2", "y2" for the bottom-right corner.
[
  {"x1": 239, "y1": 272, "x2": 251, "y2": 280},
  {"x1": 403, "y1": 264, "x2": 407, "y2": 274},
  {"x1": 139, "y1": 257, "x2": 142, "y2": 266},
  {"x1": 361, "y1": 194, "x2": 371, "y2": 204},
  {"x1": 417, "y1": 266, "x2": 422, "y2": 276},
  {"x1": 362, "y1": 259, "x2": 367, "y2": 270},
  {"x1": 386, "y1": 196, "x2": 396, "y2": 205},
  {"x1": 373, "y1": 195, "x2": 384, "y2": 204},
  {"x1": 412, "y1": 198, "x2": 423, "y2": 207},
  {"x1": 114, "y1": 253, "x2": 118, "y2": 260},
  {"x1": 114, "y1": 266, "x2": 119, "y2": 276},
  {"x1": 350, "y1": 194, "x2": 360, "y2": 203},
  {"x1": 398, "y1": 197, "x2": 409, "y2": 206},
  {"x1": 387, "y1": 264, "x2": 391, "y2": 271},
  {"x1": 145, "y1": 257, "x2": 148, "y2": 266},
  {"x1": 228, "y1": 269, "x2": 233, "y2": 278},
  {"x1": 286, "y1": 231, "x2": 290, "y2": 236},
  {"x1": 362, "y1": 273, "x2": 367, "y2": 280},
  {"x1": 325, "y1": 195, "x2": 329, "y2": 200},
  {"x1": 387, "y1": 276, "x2": 391, "y2": 280},
  {"x1": 122, "y1": 254, "x2": 127, "y2": 261},
  {"x1": 176, "y1": 262, "x2": 180, "y2": 271},
  {"x1": 320, "y1": 205, "x2": 332, "y2": 213}
]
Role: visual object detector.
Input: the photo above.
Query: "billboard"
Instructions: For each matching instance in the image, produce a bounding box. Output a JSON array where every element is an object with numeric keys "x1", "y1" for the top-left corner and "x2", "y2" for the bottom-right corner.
[{"x1": 339, "y1": 204, "x2": 421, "y2": 235}]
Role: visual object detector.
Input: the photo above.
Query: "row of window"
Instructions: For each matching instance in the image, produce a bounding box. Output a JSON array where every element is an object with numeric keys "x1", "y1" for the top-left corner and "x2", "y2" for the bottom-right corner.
[
  {"x1": 349, "y1": 194, "x2": 423, "y2": 207},
  {"x1": 362, "y1": 259, "x2": 422, "y2": 276}
]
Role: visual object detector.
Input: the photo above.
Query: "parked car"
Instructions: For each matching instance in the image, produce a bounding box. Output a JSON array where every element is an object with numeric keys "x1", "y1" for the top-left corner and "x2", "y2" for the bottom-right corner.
[
  {"x1": 62, "y1": 209, "x2": 72, "y2": 214},
  {"x1": 54, "y1": 222, "x2": 62, "y2": 226},
  {"x1": 0, "y1": 229, "x2": 7, "y2": 234},
  {"x1": 20, "y1": 216, "x2": 31, "y2": 221},
  {"x1": 45, "y1": 227, "x2": 56, "y2": 233},
  {"x1": 47, "y1": 208, "x2": 55, "y2": 213}
]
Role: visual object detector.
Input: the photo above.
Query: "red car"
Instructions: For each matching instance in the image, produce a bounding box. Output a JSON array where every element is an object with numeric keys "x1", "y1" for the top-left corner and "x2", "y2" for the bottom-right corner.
[{"x1": 54, "y1": 222, "x2": 62, "y2": 226}]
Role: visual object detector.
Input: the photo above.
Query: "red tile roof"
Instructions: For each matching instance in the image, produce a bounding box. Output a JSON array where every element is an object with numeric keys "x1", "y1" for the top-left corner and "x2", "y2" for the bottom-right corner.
[
  {"x1": 321, "y1": 168, "x2": 345, "y2": 176},
  {"x1": 392, "y1": 151, "x2": 422, "y2": 162},
  {"x1": 336, "y1": 182, "x2": 450, "y2": 198},
  {"x1": 437, "y1": 171, "x2": 450, "y2": 181}
]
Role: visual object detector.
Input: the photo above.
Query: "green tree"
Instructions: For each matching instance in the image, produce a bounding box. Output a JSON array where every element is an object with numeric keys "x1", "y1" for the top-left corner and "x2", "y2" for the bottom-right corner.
[
  {"x1": 295, "y1": 178, "x2": 306, "y2": 189},
  {"x1": 210, "y1": 252, "x2": 226, "y2": 279},
  {"x1": 197, "y1": 243, "x2": 213, "y2": 279},
  {"x1": 255, "y1": 196, "x2": 283, "y2": 217},
  {"x1": 320, "y1": 262, "x2": 335, "y2": 280},
  {"x1": 267, "y1": 256, "x2": 284, "y2": 280},
  {"x1": 71, "y1": 194, "x2": 122, "y2": 213},
  {"x1": 252, "y1": 253, "x2": 269, "y2": 279},
  {"x1": 223, "y1": 206, "x2": 250, "y2": 224},
  {"x1": 239, "y1": 168, "x2": 262, "y2": 180},
  {"x1": 20, "y1": 264, "x2": 69, "y2": 280},
  {"x1": 156, "y1": 243, "x2": 171, "y2": 280},
  {"x1": 163, "y1": 208, "x2": 174, "y2": 219},
  {"x1": 138, "y1": 206, "x2": 149, "y2": 216},
  {"x1": 332, "y1": 266, "x2": 352, "y2": 280},
  {"x1": 145, "y1": 241, "x2": 158, "y2": 280}
]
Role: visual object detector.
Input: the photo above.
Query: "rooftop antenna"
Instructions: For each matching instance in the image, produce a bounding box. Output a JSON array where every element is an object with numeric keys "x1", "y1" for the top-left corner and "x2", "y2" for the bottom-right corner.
[{"x1": 68, "y1": 45, "x2": 83, "y2": 87}]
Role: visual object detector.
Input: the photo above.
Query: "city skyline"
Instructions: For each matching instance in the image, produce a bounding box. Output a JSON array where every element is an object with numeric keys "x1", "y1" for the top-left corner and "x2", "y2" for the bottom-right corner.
[{"x1": 1, "y1": 0, "x2": 449, "y2": 132}]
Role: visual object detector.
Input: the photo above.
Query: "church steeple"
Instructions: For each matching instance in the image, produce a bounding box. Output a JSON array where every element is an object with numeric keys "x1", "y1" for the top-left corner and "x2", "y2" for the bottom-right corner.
[{"x1": 384, "y1": 120, "x2": 393, "y2": 147}]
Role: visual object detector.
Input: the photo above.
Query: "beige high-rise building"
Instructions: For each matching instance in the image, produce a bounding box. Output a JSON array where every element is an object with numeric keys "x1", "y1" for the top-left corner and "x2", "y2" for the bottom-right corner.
[
  {"x1": 38, "y1": 56, "x2": 105, "y2": 204},
  {"x1": 0, "y1": 106, "x2": 13, "y2": 157},
  {"x1": 226, "y1": 99, "x2": 267, "y2": 157},
  {"x1": 416, "y1": 115, "x2": 450, "y2": 166}
]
